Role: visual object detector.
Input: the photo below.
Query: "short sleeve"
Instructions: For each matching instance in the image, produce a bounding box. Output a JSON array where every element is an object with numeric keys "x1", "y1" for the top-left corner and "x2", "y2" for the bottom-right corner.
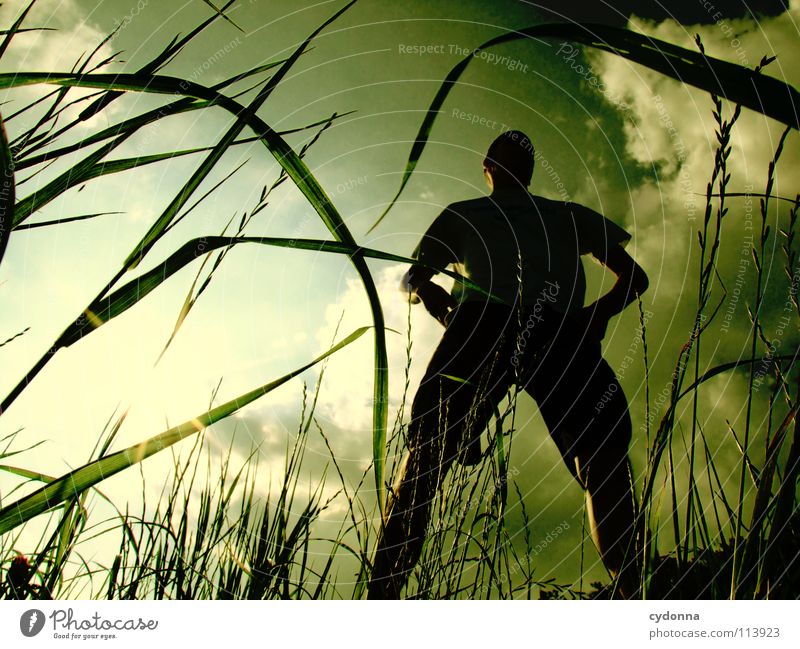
[
  {"x1": 412, "y1": 206, "x2": 459, "y2": 269},
  {"x1": 569, "y1": 202, "x2": 631, "y2": 257}
]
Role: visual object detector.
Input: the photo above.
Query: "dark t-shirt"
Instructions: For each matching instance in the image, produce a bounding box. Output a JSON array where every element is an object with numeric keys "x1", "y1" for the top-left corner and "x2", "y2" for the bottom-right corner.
[{"x1": 413, "y1": 192, "x2": 630, "y2": 313}]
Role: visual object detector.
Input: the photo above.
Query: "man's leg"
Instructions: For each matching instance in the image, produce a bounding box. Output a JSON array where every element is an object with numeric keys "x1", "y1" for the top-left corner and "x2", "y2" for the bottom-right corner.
[
  {"x1": 368, "y1": 305, "x2": 515, "y2": 599},
  {"x1": 367, "y1": 403, "x2": 455, "y2": 599},
  {"x1": 525, "y1": 336, "x2": 641, "y2": 598},
  {"x1": 574, "y1": 447, "x2": 640, "y2": 598}
]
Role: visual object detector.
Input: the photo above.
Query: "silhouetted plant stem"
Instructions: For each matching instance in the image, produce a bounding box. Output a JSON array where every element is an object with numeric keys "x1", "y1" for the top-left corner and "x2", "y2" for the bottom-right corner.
[{"x1": 731, "y1": 124, "x2": 792, "y2": 598}]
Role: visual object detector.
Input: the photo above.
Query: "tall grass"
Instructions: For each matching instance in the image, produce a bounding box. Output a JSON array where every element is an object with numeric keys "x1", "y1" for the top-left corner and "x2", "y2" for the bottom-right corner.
[{"x1": 1, "y1": 3, "x2": 798, "y2": 599}]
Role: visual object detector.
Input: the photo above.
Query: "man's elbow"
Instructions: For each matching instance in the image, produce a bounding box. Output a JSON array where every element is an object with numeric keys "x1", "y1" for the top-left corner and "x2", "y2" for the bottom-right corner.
[
  {"x1": 632, "y1": 262, "x2": 649, "y2": 296},
  {"x1": 399, "y1": 270, "x2": 414, "y2": 294}
]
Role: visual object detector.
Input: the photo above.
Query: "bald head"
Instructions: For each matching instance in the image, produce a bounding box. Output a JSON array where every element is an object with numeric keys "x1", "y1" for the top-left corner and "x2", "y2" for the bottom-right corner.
[{"x1": 483, "y1": 130, "x2": 534, "y2": 191}]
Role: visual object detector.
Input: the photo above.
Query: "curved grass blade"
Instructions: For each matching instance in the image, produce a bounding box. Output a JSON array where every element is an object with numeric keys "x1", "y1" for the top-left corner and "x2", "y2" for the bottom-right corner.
[
  {"x1": 0, "y1": 12, "x2": 391, "y2": 512},
  {"x1": 0, "y1": 438, "x2": 45, "y2": 462},
  {"x1": 121, "y1": 0, "x2": 359, "y2": 270},
  {"x1": 0, "y1": 111, "x2": 14, "y2": 266},
  {"x1": 13, "y1": 96, "x2": 339, "y2": 229},
  {"x1": 11, "y1": 4, "x2": 229, "y2": 161},
  {"x1": 677, "y1": 352, "x2": 800, "y2": 402},
  {"x1": 0, "y1": 1, "x2": 393, "y2": 514},
  {"x1": 705, "y1": 192, "x2": 800, "y2": 205},
  {"x1": 0, "y1": 326, "x2": 368, "y2": 536},
  {"x1": 11, "y1": 130, "x2": 135, "y2": 228},
  {"x1": 57, "y1": 235, "x2": 497, "y2": 349},
  {"x1": 10, "y1": 23, "x2": 124, "y2": 160},
  {"x1": 636, "y1": 351, "x2": 800, "y2": 544},
  {"x1": 0, "y1": 72, "x2": 358, "y2": 411},
  {"x1": 0, "y1": 27, "x2": 54, "y2": 36},
  {"x1": 3, "y1": 86, "x2": 94, "y2": 124},
  {"x1": 14, "y1": 57, "x2": 301, "y2": 171},
  {"x1": 368, "y1": 21, "x2": 800, "y2": 232},
  {"x1": 12, "y1": 146, "x2": 245, "y2": 227}
]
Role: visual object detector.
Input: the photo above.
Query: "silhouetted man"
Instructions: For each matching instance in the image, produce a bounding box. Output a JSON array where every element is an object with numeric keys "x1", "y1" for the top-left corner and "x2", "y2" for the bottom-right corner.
[{"x1": 368, "y1": 130, "x2": 648, "y2": 599}]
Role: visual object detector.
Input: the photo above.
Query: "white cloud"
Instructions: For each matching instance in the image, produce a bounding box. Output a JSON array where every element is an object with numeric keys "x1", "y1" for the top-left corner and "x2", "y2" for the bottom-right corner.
[
  {"x1": 592, "y1": 8, "x2": 800, "y2": 186},
  {"x1": 587, "y1": 7, "x2": 799, "y2": 302},
  {"x1": 311, "y1": 263, "x2": 443, "y2": 440}
]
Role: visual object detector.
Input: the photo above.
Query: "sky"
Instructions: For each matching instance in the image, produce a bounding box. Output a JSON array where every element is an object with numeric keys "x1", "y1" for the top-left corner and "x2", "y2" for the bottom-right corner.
[{"x1": 0, "y1": 0, "x2": 798, "y2": 596}]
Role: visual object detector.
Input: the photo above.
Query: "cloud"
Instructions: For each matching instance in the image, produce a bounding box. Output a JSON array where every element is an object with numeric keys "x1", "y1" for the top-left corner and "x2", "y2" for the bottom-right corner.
[
  {"x1": 583, "y1": 7, "x2": 800, "y2": 515},
  {"x1": 587, "y1": 6, "x2": 800, "y2": 341},
  {"x1": 590, "y1": 8, "x2": 800, "y2": 207},
  {"x1": 311, "y1": 263, "x2": 442, "y2": 443}
]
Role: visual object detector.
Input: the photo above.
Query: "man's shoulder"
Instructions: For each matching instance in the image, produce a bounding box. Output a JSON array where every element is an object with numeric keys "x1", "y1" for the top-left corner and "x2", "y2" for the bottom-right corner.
[
  {"x1": 531, "y1": 195, "x2": 597, "y2": 217},
  {"x1": 443, "y1": 193, "x2": 545, "y2": 219},
  {"x1": 442, "y1": 195, "x2": 496, "y2": 215},
  {"x1": 438, "y1": 194, "x2": 607, "y2": 222}
]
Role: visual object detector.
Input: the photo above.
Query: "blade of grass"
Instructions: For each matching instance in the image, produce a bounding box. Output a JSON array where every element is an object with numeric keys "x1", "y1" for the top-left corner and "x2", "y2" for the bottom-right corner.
[
  {"x1": 740, "y1": 401, "x2": 800, "y2": 589},
  {"x1": 10, "y1": 22, "x2": 122, "y2": 158},
  {"x1": 11, "y1": 130, "x2": 135, "y2": 228},
  {"x1": 14, "y1": 57, "x2": 293, "y2": 171},
  {"x1": 732, "y1": 125, "x2": 793, "y2": 597},
  {"x1": 0, "y1": 464, "x2": 52, "y2": 482},
  {"x1": 0, "y1": 27, "x2": 54, "y2": 36},
  {"x1": 57, "y1": 235, "x2": 496, "y2": 349},
  {"x1": 0, "y1": 327, "x2": 30, "y2": 348},
  {"x1": 0, "y1": 71, "x2": 361, "y2": 414},
  {"x1": 156, "y1": 111, "x2": 350, "y2": 362},
  {"x1": 123, "y1": 0, "x2": 359, "y2": 270},
  {"x1": 13, "y1": 212, "x2": 123, "y2": 231},
  {"x1": 0, "y1": 5, "x2": 390, "y2": 506},
  {"x1": 13, "y1": 111, "x2": 343, "y2": 230},
  {"x1": 0, "y1": 326, "x2": 368, "y2": 535},
  {"x1": 72, "y1": 1, "x2": 238, "y2": 126},
  {"x1": 13, "y1": 146, "x2": 248, "y2": 227},
  {"x1": 0, "y1": 110, "x2": 13, "y2": 266},
  {"x1": 0, "y1": 7, "x2": 391, "y2": 503}
]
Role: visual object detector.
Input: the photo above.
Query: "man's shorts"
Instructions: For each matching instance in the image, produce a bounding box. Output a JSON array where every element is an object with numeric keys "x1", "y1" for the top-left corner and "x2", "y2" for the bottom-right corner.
[{"x1": 412, "y1": 300, "x2": 632, "y2": 480}]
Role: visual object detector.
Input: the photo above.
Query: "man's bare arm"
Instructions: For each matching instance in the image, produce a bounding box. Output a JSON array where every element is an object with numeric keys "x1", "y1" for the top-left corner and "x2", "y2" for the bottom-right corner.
[
  {"x1": 400, "y1": 265, "x2": 457, "y2": 326},
  {"x1": 574, "y1": 244, "x2": 649, "y2": 340},
  {"x1": 400, "y1": 265, "x2": 434, "y2": 303}
]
